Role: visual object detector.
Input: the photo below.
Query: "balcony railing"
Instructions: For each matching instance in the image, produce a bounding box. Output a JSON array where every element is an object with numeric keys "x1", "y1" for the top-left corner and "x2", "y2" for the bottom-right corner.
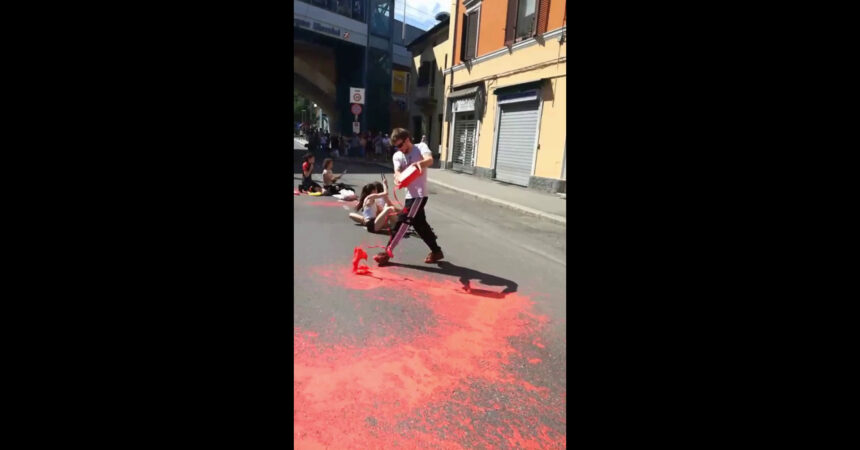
[{"x1": 413, "y1": 85, "x2": 436, "y2": 102}]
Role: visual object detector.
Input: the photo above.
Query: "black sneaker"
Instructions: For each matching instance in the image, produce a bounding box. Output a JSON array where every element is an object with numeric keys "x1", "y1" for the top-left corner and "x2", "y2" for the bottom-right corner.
[
  {"x1": 425, "y1": 250, "x2": 444, "y2": 263},
  {"x1": 374, "y1": 251, "x2": 391, "y2": 265}
]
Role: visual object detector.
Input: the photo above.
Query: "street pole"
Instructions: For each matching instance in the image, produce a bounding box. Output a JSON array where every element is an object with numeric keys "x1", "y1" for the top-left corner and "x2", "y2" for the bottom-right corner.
[{"x1": 402, "y1": 0, "x2": 406, "y2": 42}]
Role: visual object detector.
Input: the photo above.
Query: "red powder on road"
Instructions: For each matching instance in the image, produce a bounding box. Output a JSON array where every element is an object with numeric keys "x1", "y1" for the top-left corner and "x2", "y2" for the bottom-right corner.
[
  {"x1": 305, "y1": 201, "x2": 347, "y2": 207},
  {"x1": 296, "y1": 264, "x2": 565, "y2": 448}
]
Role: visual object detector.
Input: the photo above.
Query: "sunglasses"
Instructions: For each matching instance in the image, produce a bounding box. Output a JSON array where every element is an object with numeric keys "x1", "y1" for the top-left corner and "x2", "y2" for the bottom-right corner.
[{"x1": 393, "y1": 139, "x2": 407, "y2": 149}]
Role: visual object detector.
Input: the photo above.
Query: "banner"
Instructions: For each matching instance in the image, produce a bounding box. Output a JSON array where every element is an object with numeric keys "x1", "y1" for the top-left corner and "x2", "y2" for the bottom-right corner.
[{"x1": 392, "y1": 70, "x2": 409, "y2": 95}]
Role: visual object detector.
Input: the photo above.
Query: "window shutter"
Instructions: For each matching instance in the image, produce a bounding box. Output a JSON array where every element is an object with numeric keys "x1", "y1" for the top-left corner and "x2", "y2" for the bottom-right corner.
[
  {"x1": 504, "y1": 0, "x2": 518, "y2": 48},
  {"x1": 465, "y1": 13, "x2": 478, "y2": 60},
  {"x1": 536, "y1": 0, "x2": 550, "y2": 35},
  {"x1": 460, "y1": 13, "x2": 468, "y2": 62}
]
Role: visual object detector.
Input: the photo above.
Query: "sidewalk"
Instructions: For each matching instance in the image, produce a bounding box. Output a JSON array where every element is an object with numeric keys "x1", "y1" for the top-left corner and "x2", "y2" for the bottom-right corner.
[{"x1": 339, "y1": 156, "x2": 566, "y2": 225}]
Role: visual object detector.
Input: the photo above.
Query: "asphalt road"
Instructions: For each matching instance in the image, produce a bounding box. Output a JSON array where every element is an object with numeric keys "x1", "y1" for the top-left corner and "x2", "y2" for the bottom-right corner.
[{"x1": 294, "y1": 141, "x2": 566, "y2": 449}]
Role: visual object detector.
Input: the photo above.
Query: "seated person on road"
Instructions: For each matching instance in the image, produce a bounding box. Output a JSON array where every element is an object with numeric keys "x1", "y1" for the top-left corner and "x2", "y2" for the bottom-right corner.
[
  {"x1": 298, "y1": 153, "x2": 321, "y2": 194},
  {"x1": 321, "y1": 158, "x2": 349, "y2": 196},
  {"x1": 349, "y1": 179, "x2": 398, "y2": 233}
]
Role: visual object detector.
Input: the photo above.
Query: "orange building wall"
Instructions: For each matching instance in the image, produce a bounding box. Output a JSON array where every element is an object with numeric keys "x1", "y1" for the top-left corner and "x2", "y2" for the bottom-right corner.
[
  {"x1": 477, "y1": 0, "x2": 507, "y2": 57},
  {"x1": 547, "y1": 0, "x2": 566, "y2": 31},
  {"x1": 457, "y1": 0, "x2": 568, "y2": 63}
]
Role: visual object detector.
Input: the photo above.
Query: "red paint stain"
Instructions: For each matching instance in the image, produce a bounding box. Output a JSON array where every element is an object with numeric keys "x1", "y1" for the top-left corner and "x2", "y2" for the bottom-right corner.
[
  {"x1": 306, "y1": 201, "x2": 345, "y2": 207},
  {"x1": 528, "y1": 358, "x2": 542, "y2": 364},
  {"x1": 295, "y1": 264, "x2": 565, "y2": 448}
]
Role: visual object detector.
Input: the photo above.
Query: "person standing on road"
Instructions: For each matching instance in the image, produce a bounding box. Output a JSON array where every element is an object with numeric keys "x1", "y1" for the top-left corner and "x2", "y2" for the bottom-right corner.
[
  {"x1": 374, "y1": 132, "x2": 383, "y2": 161},
  {"x1": 382, "y1": 133, "x2": 392, "y2": 158},
  {"x1": 374, "y1": 128, "x2": 443, "y2": 265}
]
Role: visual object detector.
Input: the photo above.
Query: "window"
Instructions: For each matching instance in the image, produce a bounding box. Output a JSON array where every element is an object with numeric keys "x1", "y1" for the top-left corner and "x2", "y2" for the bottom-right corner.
[
  {"x1": 461, "y1": 10, "x2": 479, "y2": 61},
  {"x1": 506, "y1": 0, "x2": 549, "y2": 46},
  {"x1": 417, "y1": 61, "x2": 432, "y2": 87},
  {"x1": 429, "y1": 61, "x2": 436, "y2": 96},
  {"x1": 352, "y1": 0, "x2": 363, "y2": 21},
  {"x1": 370, "y1": 0, "x2": 391, "y2": 37},
  {"x1": 336, "y1": 0, "x2": 352, "y2": 17},
  {"x1": 515, "y1": 0, "x2": 536, "y2": 39},
  {"x1": 299, "y1": 0, "x2": 364, "y2": 22}
]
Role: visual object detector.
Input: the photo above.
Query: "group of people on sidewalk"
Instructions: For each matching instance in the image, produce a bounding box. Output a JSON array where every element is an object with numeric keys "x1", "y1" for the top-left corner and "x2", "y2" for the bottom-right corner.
[{"x1": 298, "y1": 127, "x2": 443, "y2": 265}]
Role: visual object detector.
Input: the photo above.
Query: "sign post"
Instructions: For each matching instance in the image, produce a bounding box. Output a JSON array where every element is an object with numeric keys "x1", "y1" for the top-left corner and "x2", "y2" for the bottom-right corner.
[{"x1": 350, "y1": 87, "x2": 365, "y2": 105}]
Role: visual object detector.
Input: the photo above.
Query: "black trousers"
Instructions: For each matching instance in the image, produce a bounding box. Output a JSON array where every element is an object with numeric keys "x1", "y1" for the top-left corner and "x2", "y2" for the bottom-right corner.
[{"x1": 386, "y1": 197, "x2": 440, "y2": 253}]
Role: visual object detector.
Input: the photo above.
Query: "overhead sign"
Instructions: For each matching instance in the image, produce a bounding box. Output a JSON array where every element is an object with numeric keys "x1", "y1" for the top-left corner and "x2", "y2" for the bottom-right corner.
[
  {"x1": 453, "y1": 98, "x2": 476, "y2": 113},
  {"x1": 392, "y1": 70, "x2": 408, "y2": 95},
  {"x1": 350, "y1": 104, "x2": 362, "y2": 115},
  {"x1": 294, "y1": 18, "x2": 342, "y2": 39},
  {"x1": 350, "y1": 87, "x2": 365, "y2": 105},
  {"x1": 293, "y1": 8, "x2": 367, "y2": 46},
  {"x1": 353, "y1": 122, "x2": 360, "y2": 134}
]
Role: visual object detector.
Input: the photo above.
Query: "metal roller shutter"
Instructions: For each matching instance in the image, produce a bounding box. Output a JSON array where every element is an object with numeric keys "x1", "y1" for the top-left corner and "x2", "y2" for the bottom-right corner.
[
  {"x1": 495, "y1": 101, "x2": 539, "y2": 186},
  {"x1": 452, "y1": 115, "x2": 477, "y2": 172}
]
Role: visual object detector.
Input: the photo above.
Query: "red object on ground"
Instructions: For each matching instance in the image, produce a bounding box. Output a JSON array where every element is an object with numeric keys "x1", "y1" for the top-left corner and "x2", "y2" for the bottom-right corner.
[
  {"x1": 396, "y1": 165, "x2": 420, "y2": 189},
  {"x1": 352, "y1": 246, "x2": 368, "y2": 273}
]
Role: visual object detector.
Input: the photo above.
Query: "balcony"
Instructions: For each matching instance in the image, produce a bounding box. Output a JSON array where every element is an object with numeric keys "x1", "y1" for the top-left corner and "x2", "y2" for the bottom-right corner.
[{"x1": 413, "y1": 85, "x2": 438, "y2": 109}]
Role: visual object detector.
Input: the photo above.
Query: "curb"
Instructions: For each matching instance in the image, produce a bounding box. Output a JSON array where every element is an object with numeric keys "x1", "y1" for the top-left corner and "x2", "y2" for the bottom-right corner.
[
  {"x1": 427, "y1": 179, "x2": 566, "y2": 225},
  {"x1": 339, "y1": 158, "x2": 566, "y2": 225}
]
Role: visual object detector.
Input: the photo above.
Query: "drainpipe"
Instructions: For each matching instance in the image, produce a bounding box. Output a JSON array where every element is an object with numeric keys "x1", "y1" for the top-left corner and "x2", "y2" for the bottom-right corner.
[{"x1": 444, "y1": 0, "x2": 459, "y2": 163}]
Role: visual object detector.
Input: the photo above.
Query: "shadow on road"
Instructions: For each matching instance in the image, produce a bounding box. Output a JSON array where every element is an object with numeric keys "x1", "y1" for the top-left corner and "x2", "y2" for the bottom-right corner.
[{"x1": 386, "y1": 261, "x2": 519, "y2": 298}]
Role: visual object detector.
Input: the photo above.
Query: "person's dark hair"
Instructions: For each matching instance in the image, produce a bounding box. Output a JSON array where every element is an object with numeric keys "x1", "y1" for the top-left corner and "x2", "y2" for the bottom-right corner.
[
  {"x1": 356, "y1": 183, "x2": 377, "y2": 212},
  {"x1": 322, "y1": 158, "x2": 333, "y2": 170},
  {"x1": 373, "y1": 181, "x2": 384, "y2": 194},
  {"x1": 390, "y1": 128, "x2": 410, "y2": 143}
]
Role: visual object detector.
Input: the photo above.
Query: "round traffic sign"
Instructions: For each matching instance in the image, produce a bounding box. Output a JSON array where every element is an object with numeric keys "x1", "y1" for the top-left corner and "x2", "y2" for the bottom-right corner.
[
  {"x1": 350, "y1": 104, "x2": 362, "y2": 115},
  {"x1": 353, "y1": 93, "x2": 361, "y2": 102}
]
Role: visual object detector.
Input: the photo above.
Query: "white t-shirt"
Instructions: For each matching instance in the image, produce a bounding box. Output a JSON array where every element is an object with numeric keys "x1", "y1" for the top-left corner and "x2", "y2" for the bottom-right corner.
[{"x1": 393, "y1": 142, "x2": 432, "y2": 199}]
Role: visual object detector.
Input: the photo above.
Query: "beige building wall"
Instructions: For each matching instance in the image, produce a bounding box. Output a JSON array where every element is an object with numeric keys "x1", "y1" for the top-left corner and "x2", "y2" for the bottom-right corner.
[
  {"x1": 410, "y1": 30, "x2": 450, "y2": 153},
  {"x1": 444, "y1": 27, "x2": 566, "y2": 181}
]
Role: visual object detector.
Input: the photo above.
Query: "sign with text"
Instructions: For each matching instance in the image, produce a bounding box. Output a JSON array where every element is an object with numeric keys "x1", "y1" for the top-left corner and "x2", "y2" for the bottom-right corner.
[
  {"x1": 352, "y1": 122, "x2": 360, "y2": 134},
  {"x1": 453, "y1": 98, "x2": 476, "y2": 113},
  {"x1": 350, "y1": 87, "x2": 365, "y2": 105},
  {"x1": 392, "y1": 70, "x2": 409, "y2": 95}
]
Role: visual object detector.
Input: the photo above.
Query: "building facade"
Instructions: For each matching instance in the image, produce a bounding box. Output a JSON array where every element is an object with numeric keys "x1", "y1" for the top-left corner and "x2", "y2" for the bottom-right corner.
[
  {"x1": 407, "y1": 16, "x2": 450, "y2": 156},
  {"x1": 294, "y1": 0, "x2": 423, "y2": 136},
  {"x1": 441, "y1": 0, "x2": 566, "y2": 193}
]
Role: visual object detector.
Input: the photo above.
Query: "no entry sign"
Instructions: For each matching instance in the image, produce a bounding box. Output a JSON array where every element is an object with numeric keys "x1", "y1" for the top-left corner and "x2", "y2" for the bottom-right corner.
[
  {"x1": 350, "y1": 87, "x2": 365, "y2": 105},
  {"x1": 350, "y1": 104, "x2": 362, "y2": 115}
]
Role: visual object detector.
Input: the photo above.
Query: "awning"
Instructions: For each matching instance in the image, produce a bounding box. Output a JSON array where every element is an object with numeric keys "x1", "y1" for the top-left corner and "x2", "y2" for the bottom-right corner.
[
  {"x1": 493, "y1": 80, "x2": 544, "y2": 95},
  {"x1": 448, "y1": 86, "x2": 480, "y2": 100}
]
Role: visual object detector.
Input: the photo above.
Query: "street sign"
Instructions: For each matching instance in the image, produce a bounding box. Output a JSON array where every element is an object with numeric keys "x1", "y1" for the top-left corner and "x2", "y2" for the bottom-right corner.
[
  {"x1": 350, "y1": 87, "x2": 365, "y2": 105},
  {"x1": 352, "y1": 122, "x2": 360, "y2": 134},
  {"x1": 350, "y1": 104, "x2": 362, "y2": 115}
]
